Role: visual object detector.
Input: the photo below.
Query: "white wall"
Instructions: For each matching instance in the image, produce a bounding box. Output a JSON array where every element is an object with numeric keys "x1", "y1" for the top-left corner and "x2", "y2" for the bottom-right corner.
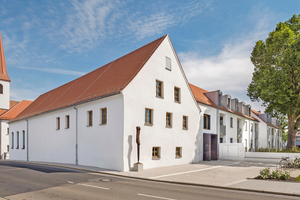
[
  {"x1": 122, "y1": 36, "x2": 200, "y2": 171},
  {"x1": 0, "y1": 120, "x2": 9, "y2": 159},
  {"x1": 8, "y1": 120, "x2": 27, "y2": 160},
  {"x1": 0, "y1": 80, "x2": 9, "y2": 110},
  {"x1": 10, "y1": 94, "x2": 125, "y2": 171},
  {"x1": 219, "y1": 143, "x2": 245, "y2": 161}
]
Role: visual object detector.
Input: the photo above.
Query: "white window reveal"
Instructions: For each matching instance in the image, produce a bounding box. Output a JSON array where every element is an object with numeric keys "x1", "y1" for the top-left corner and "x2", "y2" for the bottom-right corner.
[{"x1": 166, "y1": 57, "x2": 171, "y2": 71}]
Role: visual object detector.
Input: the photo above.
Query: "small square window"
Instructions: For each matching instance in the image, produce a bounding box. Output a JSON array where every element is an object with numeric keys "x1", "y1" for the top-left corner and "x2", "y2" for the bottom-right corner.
[
  {"x1": 156, "y1": 80, "x2": 163, "y2": 98},
  {"x1": 88, "y1": 111, "x2": 93, "y2": 126},
  {"x1": 183, "y1": 116, "x2": 188, "y2": 129},
  {"x1": 152, "y1": 147, "x2": 160, "y2": 159},
  {"x1": 166, "y1": 112, "x2": 172, "y2": 128},
  {"x1": 56, "y1": 117, "x2": 60, "y2": 130},
  {"x1": 166, "y1": 57, "x2": 171, "y2": 70},
  {"x1": 204, "y1": 114, "x2": 210, "y2": 130},
  {"x1": 65, "y1": 115, "x2": 70, "y2": 129},
  {"x1": 174, "y1": 87, "x2": 180, "y2": 103},
  {"x1": 145, "y1": 108, "x2": 153, "y2": 125},
  {"x1": 176, "y1": 147, "x2": 182, "y2": 158},
  {"x1": 220, "y1": 138, "x2": 223, "y2": 143},
  {"x1": 101, "y1": 108, "x2": 107, "y2": 125}
]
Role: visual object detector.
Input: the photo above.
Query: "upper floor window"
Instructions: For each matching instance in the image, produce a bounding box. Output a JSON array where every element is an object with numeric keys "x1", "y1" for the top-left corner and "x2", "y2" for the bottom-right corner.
[
  {"x1": 230, "y1": 117, "x2": 233, "y2": 128},
  {"x1": 16, "y1": 131, "x2": 19, "y2": 149},
  {"x1": 166, "y1": 57, "x2": 171, "y2": 71},
  {"x1": 0, "y1": 84, "x2": 3, "y2": 94},
  {"x1": 183, "y1": 116, "x2": 188, "y2": 129},
  {"x1": 156, "y1": 80, "x2": 163, "y2": 98},
  {"x1": 245, "y1": 121, "x2": 247, "y2": 131},
  {"x1": 166, "y1": 112, "x2": 172, "y2": 127},
  {"x1": 56, "y1": 117, "x2": 60, "y2": 130},
  {"x1": 65, "y1": 115, "x2": 70, "y2": 129},
  {"x1": 174, "y1": 87, "x2": 180, "y2": 103},
  {"x1": 22, "y1": 130, "x2": 25, "y2": 149},
  {"x1": 204, "y1": 114, "x2": 210, "y2": 130},
  {"x1": 145, "y1": 108, "x2": 152, "y2": 125},
  {"x1": 101, "y1": 108, "x2": 107, "y2": 124},
  {"x1": 88, "y1": 111, "x2": 93, "y2": 126},
  {"x1": 7, "y1": 127, "x2": 9, "y2": 135},
  {"x1": 11, "y1": 132, "x2": 14, "y2": 149}
]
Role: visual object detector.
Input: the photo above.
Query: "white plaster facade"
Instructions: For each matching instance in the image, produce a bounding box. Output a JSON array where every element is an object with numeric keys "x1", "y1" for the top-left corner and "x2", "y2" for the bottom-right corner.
[
  {"x1": 9, "y1": 36, "x2": 201, "y2": 171},
  {"x1": 0, "y1": 80, "x2": 9, "y2": 110},
  {"x1": 0, "y1": 119, "x2": 9, "y2": 159}
]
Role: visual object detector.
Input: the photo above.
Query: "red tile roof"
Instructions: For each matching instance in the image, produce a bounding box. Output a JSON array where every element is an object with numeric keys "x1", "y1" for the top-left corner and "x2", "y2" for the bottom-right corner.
[
  {"x1": 12, "y1": 35, "x2": 168, "y2": 122},
  {"x1": 0, "y1": 100, "x2": 32, "y2": 120},
  {"x1": 189, "y1": 83, "x2": 259, "y2": 121},
  {"x1": 0, "y1": 31, "x2": 10, "y2": 82},
  {"x1": 251, "y1": 109, "x2": 282, "y2": 129}
]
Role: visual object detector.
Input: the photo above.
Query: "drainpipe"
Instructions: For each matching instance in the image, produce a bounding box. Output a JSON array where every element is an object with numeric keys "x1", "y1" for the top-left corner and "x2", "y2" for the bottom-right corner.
[
  {"x1": 25, "y1": 119, "x2": 29, "y2": 161},
  {"x1": 73, "y1": 105, "x2": 78, "y2": 165}
]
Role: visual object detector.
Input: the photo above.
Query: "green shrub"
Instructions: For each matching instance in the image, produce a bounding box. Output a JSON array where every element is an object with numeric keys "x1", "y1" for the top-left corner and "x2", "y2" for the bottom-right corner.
[
  {"x1": 280, "y1": 170, "x2": 290, "y2": 180},
  {"x1": 296, "y1": 175, "x2": 300, "y2": 182},
  {"x1": 271, "y1": 170, "x2": 281, "y2": 179},
  {"x1": 259, "y1": 167, "x2": 271, "y2": 179},
  {"x1": 265, "y1": 147, "x2": 270, "y2": 152}
]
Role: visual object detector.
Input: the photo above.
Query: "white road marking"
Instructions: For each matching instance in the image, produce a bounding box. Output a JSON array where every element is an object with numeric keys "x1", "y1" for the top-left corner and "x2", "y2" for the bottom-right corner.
[
  {"x1": 150, "y1": 162, "x2": 240, "y2": 179},
  {"x1": 138, "y1": 193, "x2": 176, "y2": 200},
  {"x1": 78, "y1": 183, "x2": 110, "y2": 190},
  {"x1": 68, "y1": 181, "x2": 74, "y2": 184},
  {"x1": 222, "y1": 179, "x2": 247, "y2": 187}
]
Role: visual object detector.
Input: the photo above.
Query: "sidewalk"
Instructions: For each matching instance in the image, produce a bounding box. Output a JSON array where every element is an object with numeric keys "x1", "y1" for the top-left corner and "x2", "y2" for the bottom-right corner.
[{"x1": 2, "y1": 160, "x2": 300, "y2": 197}]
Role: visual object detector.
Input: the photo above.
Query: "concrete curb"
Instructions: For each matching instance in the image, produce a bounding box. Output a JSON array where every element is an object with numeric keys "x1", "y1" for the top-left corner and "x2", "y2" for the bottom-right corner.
[{"x1": 2, "y1": 160, "x2": 300, "y2": 198}]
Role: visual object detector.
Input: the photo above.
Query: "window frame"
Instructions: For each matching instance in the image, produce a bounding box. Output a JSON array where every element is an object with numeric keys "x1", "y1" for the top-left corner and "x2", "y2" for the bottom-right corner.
[
  {"x1": 183, "y1": 116, "x2": 188, "y2": 130},
  {"x1": 245, "y1": 121, "x2": 247, "y2": 131},
  {"x1": 145, "y1": 108, "x2": 153, "y2": 125},
  {"x1": 152, "y1": 147, "x2": 161, "y2": 159},
  {"x1": 156, "y1": 80, "x2": 163, "y2": 98},
  {"x1": 166, "y1": 112, "x2": 172, "y2": 128},
  {"x1": 11, "y1": 132, "x2": 14, "y2": 149},
  {"x1": 230, "y1": 117, "x2": 233, "y2": 128},
  {"x1": 56, "y1": 117, "x2": 60, "y2": 130},
  {"x1": 204, "y1": 114, "x2": 210, "y2": 130},
  {"x1": 87, "y1": 110, "x2": 93, "y2": 126},
  {"x1": 174, "y1": 87, "x2": 180, "y2": 103},
  {"x1": 101, "y1": 108, "x2": 107, "y2": 125},
  {"x1": 22, "y1": 130, "x2": 25, "y2": 149},
  {"x1": 65, "y1": 115, "x2": 70, "y2": 129},
  {"x1": 175, "y1": 147, "x2": 182, "y2": 158},
  {"x1": 16, "y1": 131, "x2": 19, "y2": 149}
]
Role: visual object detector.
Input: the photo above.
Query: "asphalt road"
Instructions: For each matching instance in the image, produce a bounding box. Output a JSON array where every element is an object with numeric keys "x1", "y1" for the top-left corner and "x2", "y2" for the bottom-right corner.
[{"x1": 0, "y1": 162, "x2": 298, "y2": 200}]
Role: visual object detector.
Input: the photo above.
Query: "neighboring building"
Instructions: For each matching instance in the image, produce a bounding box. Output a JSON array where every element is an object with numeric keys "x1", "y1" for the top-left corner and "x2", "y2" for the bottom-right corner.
[
  {"x1": 9, "y1": 35, "x2": 201, "y2": 171},
  {"x1": 189, "y1": 84, "x2": 260, "y2": 159},
  {"x1": 296, "y1": 133, "x2": 300, "y2": 148},
  {"x1": 0, "y1": 31, "x2": 32, "y2": 159},
  {"x1": 251, "y1": 109, "x2": 282, "y2": 149}
]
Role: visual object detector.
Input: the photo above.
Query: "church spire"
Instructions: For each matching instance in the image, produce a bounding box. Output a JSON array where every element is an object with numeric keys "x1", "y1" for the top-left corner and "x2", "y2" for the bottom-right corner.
[{"x1": 0, "y1": 31, "x2": 10, "y2": 82}]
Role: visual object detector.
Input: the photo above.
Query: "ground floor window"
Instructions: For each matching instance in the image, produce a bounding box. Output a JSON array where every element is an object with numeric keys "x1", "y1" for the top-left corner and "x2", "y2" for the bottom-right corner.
[
  {"x1": 176, "y1": 147, "x2": 182, "y2": 158},
  {"x1": 152, "y1": 147, "x2": 160, "y2": 159},
  {"x1": 220, "y1": 138, "x2": 223, "y2": 143}
]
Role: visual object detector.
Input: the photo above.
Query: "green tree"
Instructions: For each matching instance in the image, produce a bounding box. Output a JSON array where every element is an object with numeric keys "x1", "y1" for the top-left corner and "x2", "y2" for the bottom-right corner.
[{"x1": 247, "y1": 14, "x2": 300, "y2": 149}]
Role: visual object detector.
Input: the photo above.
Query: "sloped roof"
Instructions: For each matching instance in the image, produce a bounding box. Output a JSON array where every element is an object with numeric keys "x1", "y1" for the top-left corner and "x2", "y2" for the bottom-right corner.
[
  {"x1": 0, "y1": 100, "x2": 32, "y2": 120},
  {"x1": 251, "y1": 109, "x2": 282, "y2": 129},
  {"x1": 0, "y1": 31, "x2": 10, "y2": 82},
  {"x1": 189, "y1": 83, "x2": 259, "y2": 121},
  {"x1": 12, "y1": 35, "x2": 168, "y2": 122}
]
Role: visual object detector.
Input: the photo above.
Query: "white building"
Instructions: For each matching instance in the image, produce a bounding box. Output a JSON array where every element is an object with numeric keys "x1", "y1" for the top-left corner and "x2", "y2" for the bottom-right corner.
[
  {"x1": 9, "y1": 35, "x2": 201, "y2": 171},
  {"x1": 251, "y1": 110, "x2": 282, "y2": 149},
  {"x1": 0, "y1": 31, "x2": 32, "y2": 159}
]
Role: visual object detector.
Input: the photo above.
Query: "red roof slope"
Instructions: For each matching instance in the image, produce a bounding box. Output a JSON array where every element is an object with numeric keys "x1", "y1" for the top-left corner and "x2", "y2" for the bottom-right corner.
[
  {"x1": 251, "y1": 109, "x2": 281, "y2": 129},
  {"x1": 0, "y1": 31, "x2": 10, "y2": 82},
  {"x1": 13, "y1": 35, "x2": 167, "y2": 121},
  {"x1": 0, "y1": 100, "x2": 32, "y2": 120},
  {"x1": 189, "y1": 83, "x2": 258, "y2": 121}
]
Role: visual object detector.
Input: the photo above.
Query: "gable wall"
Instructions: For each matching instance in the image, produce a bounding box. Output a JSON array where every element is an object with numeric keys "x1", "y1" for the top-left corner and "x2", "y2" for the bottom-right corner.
[{"x1": 122, "y1": 36, "x2": 200, "y2": 171}]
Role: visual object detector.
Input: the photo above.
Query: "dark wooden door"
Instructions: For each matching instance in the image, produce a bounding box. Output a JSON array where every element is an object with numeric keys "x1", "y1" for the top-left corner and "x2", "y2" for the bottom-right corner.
[
  {"x1": 203, "y1": 133, "x2": 211, "y2": 161},
  {"x1": 211, "y1": 134, "x2": 218, "y2": 160}
]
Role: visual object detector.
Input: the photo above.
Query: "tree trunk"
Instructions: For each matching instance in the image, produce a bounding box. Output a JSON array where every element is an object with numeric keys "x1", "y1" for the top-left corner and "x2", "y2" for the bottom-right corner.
[{"x1": 287, "y1": 114, "x2": 296, "y2": 148}]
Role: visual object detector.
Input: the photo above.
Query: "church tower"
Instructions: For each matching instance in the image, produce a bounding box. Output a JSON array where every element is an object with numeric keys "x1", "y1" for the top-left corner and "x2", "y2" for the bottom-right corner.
[{"x1": 0, "y1": 31, "x2": 10, "y2": 110}]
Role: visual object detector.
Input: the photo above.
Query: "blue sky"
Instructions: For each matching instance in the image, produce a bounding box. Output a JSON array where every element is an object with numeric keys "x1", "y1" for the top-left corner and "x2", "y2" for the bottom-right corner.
[{"x1": 0, "y1": 0, "x2": 300, "y2": 112}]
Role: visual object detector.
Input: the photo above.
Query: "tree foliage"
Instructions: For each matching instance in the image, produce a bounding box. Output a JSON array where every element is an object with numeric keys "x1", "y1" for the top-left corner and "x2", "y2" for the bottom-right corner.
[{"x1": 247, "y1": 14, "x2": 300, "y2": 148}]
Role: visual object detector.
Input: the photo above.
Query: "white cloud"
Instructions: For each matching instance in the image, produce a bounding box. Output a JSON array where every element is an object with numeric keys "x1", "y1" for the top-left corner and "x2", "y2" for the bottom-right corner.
[{"x1": 17, "y1": 67, "x2": 85, "y2": 76}]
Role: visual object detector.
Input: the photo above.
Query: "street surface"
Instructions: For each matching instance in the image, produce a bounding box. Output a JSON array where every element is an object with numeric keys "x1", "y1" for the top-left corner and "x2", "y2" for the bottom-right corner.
[{"x1": 0, "y1": 162, "x2": 298, "y2": 200}]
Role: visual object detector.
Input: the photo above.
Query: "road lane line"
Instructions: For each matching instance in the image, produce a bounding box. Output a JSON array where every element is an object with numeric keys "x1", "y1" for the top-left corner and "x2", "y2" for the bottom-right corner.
[
  {"x1": 222, "y1": 179, "x2": 247, "y2": 186},
  {"x1": 78, "y1": 183, "x2": 110, "y2": 190},
  {"x1": 138, "y1": 193, "x2": 176, "y2": 200},
  {"x1": 150, "y1": 162, "x2": 240, "y2": 179}
]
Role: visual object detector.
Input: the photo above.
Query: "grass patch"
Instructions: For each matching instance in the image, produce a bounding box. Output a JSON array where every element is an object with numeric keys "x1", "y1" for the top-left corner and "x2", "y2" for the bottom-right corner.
[{"x1": 296, "y1": 175, "x2": 300, "y2": 182}]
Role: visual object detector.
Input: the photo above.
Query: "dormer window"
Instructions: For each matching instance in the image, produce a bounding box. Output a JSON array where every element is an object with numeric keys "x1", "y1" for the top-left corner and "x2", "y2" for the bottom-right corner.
[
  {"x1": 235, "y1": 100, "x2": 239, "y2": 112},
  {"x1": 218, "y1": 91, "x2": 222, "y2": 106},
  {"x1": 248, "y1": 107, "x2": 251, "y2": 117},
  {"x1": 0, "y1": 84, "x2": 3, "y2": 94},
  {"x1": 227, "y1": 98, "x2": 231, "y2": 109}
]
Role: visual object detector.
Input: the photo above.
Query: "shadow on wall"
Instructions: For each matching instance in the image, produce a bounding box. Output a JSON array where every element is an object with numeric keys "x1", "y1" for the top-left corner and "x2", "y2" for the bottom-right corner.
[
  {"x1": 127, "y1": 135, "x2": 133, "y2": 170},
  {"x1": 193, "y1": 114, "x2": 203, "y2": 163}
]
